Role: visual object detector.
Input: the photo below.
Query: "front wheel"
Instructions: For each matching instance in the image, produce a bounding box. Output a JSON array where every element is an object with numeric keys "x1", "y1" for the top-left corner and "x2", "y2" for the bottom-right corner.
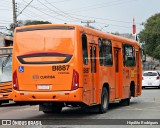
[{"x1": 98, "y1": 87, "x2": 109, "y2": 114}]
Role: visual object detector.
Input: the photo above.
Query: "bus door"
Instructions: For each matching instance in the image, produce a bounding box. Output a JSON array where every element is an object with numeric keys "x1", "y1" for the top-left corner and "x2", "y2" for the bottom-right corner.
[
  {"x1": 114, "y1": 48, "x2": 121, "y2": 98},
  {"x1": 136, "y1": 51, "x2": 141, "y2": 94},
  {"x1": 89, "y1": 43, "x2": 97, "y2": 104}
]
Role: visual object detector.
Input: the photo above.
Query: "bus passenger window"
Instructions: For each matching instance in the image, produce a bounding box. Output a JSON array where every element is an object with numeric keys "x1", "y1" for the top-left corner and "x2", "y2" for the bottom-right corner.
[
  {"x1": 102, "y1": 39, "x2": 113, "y2": 66},
  {"x1": 98, "y1": 38, "x2": 103, "y2": 66},
  {"x1": 123, "y1": 44, "x2": 135, "y2": 67},
  {"x1": 82, "y1": 34, "x2": 88, "y2": 65}
]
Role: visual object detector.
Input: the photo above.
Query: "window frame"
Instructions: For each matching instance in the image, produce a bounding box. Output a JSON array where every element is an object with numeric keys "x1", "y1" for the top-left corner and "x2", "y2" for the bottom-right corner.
[
  {"x1": 122, "y1": 43, "x2": 135, "y2": 67},
  {"x1": 82, "y1": 34, "x2": 88, "y2": 65},
  {"x1": 102, "y1": 39, "x2": 113, "y2": 66}
]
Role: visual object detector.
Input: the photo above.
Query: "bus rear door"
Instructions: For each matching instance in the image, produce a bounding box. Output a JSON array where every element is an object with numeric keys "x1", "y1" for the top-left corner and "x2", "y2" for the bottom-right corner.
[
  {"x1": 89, "y1": 43, "x2": 97, "y2": 104},
  {"x1": 114, "y1": 48, "x2": 121, "y2": 99}
]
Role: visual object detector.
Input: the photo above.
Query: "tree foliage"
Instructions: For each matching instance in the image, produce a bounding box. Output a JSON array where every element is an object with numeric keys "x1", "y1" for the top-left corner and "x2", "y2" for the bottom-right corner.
[
  {"x1": 10, "y1": 20, "x2": 52, "y2": 31},
  {"x1": 24, "y1": 20, "x2": 52, "y2": 26},
  {"x1": 139, "y1": 13, "x2": 160, "y2": 60}
]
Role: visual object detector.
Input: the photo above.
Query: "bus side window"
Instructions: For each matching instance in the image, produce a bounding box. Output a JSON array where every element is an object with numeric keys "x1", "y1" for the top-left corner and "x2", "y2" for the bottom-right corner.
[
  {"x1": 98, "y1": 38, "x2": 103, "y2": 66},
  {"x1": 82, "y1": 34, "x2": 88, "y2": 65},
  {"x1": 103, "y1": 39, "x2": 113, "y2": 66},
  {"x1": 123, "y1": 44, "x2": 135, "y2": 67}
]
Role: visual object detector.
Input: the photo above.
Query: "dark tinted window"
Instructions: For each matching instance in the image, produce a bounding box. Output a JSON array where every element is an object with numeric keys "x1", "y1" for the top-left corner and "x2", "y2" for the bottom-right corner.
[
  {"x1": 98, "y1": 38, "x2": 103, "y2": 66},
  {"x1": 102, "y1": 39, "x2": 113, "y2": 66},
  {"x1": 143, "y1": 72, "x2": 158, "y2": 76},
  {"x1": 82, "y1": 34, "x2": 88, "y2": 65},
  {"x1": 123, "y1": 44, "x2": 135, "y2": 67}
]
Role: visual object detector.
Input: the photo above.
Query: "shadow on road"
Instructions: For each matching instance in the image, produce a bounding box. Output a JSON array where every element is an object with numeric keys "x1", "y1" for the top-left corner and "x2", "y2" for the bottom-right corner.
[
  {"x1": 0, "y1": 102, "x2": 29, "y2": 107},
  {"x1": 28, "y1": 101, "x2": 140, "y2": 120}
]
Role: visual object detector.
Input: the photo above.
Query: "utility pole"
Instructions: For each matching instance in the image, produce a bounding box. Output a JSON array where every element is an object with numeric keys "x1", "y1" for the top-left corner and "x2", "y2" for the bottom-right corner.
[
  {"x1": 81, "y1": 20, "x2": 95, "y2": 27},
  {"x1": 12, "y1": 0, "x2": 17, "y2": 29}
]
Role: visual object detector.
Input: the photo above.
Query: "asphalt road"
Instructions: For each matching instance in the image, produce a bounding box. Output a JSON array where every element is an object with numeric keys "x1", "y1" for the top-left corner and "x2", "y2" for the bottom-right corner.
[{"x1": 0, "y1": 88, "x2": 160, "y2": 127}]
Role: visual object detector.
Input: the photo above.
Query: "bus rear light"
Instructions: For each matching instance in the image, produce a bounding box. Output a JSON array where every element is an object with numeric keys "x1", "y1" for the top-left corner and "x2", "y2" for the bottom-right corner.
[
  {"x1": 13, "y1": 71, "x2": 19, "y2": 90},
  {"x1": 71, "y1": 69, "x2": 79, "y2": 90}
]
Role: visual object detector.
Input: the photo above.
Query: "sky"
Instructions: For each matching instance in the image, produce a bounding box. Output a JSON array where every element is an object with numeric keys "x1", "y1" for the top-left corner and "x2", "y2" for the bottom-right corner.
[{"x1": 0, "y1": 0, "x2": 160, "y2": 34}]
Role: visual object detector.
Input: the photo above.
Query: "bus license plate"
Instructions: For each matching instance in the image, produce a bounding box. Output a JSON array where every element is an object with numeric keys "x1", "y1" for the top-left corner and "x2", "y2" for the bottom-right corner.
[
  {"x1": 148, "y1": 83, "x2": 152, "y2": 86},
  {"x1": 37, "y1": 85, "x2": 50, "y2": 90}
]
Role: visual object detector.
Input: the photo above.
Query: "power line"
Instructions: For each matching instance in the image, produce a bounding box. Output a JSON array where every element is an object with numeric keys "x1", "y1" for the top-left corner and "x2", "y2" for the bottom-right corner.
[
  {"x1": 0, "y1": 9, "x2": 12, "y2": 11},
  {"x1": 17, "y1": 0, "x2": 34, "y2": 17},
  {"x1": 81, "y1": 20, "x2": 95, "y2": 27},
  {"x1": 66, "y1": 0, "x2": 126, "y2": 13},
  {"x1": 17, "y1": 1, "x2": 141, "y2": 25},
  {"x1": 17, "y1": 1, "x2": 48, "y2": 20},
  {"x1": 36, "y1": 0, "x2": 82, "y2": 22},
  {"x1": 44, "y1": 0, "x2": 83, "y2": 21},
  {"x1": 65, "y1": 0, "x2": 138, "y2": 13},
  {"x1": 68, "y1": 13, "x2": 138, "y2": 24},
  {"x1": 96, "y1": 21, "x2": 141, "y2": 30},
  {"x1": 22, "y1": 0, "x2": 68, "y2": 22}
]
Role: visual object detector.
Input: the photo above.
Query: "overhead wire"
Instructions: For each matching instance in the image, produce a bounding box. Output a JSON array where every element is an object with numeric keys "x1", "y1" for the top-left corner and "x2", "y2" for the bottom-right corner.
[
  {"x1": 18, "y1": 1, "x2": 48, "y2": 21},
  {"x1": 36, "y1": 0, "x2": 83, "y2": 22},
  {"x1": 16, "y1": 0, "x2": 142, "y2": 30},
  {"x1": 65, "y1": 0, "x2": 139, "y2": 13},
  {"x1": 21, "y1": 0, "x2": 69, "y2": 22},
  {"x1": 17, "y1": 0, "x2": 34, "y2": 17},
  {"x1": 44, "y1": 0, "x2": 84, "y2": 21},
  {"x1": 19, "y1": 0, "x2": 141, "y2": 25}
]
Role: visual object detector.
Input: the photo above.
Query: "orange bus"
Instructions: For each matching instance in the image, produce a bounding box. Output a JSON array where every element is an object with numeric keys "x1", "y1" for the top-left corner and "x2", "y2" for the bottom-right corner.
[
  {"x1": 12, "y1": 24, "x2": 142, "y2": 113},
  {"x1": 0, "y1": 47, "x2": 13, "y2": 105}
]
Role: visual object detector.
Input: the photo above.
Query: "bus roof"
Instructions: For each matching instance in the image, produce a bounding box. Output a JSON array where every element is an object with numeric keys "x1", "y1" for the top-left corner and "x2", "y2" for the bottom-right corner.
[{"x1": 15, "y1": 24, "x2": 139, "y2": 46}]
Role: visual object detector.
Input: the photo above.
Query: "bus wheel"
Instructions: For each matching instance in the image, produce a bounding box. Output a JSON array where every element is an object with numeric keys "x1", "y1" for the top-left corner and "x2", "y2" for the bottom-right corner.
[{"x1": 98, "y1": 87, "x2": 108, "y2": 114}]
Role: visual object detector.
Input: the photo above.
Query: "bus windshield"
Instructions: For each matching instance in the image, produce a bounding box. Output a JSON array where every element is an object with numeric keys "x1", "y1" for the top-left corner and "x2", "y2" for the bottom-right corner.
[{"x1": 0, "y1": 55, "x2": 12, "y2": 83}]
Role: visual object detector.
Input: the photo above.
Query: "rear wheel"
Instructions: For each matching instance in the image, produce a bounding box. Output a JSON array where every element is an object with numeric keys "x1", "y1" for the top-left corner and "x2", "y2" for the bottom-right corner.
[{"x1": 98, "y1": 87, "x2": 109, "y2": 114}]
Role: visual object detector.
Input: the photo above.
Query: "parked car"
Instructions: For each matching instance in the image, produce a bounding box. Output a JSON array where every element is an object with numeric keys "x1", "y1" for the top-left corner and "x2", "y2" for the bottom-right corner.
[{"x1": 142, "y1": 71, "x2": 160, "y2": 89}]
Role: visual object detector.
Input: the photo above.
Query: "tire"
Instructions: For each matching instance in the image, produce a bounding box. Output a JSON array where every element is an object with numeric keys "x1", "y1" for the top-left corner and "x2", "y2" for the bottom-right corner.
[
  {"x1": 98, "y1": 87, "x2": 109, "y2": 114},
  {"x1": 43, "y1": 103, "x2": 63, "y2": 114}
]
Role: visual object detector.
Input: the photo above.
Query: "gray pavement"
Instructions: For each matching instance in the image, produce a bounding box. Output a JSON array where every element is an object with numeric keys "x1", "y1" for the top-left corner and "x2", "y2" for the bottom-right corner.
[{"x1": 0, "y1": 88, "x2": 160, "y2": 127}]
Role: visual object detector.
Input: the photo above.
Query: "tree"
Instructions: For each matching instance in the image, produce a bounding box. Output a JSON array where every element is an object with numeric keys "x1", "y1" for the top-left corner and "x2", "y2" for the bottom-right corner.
[
  {"x1": 10, "y1": 20, "x2": 52, "y2": 31},
  {"x1": 139, "y1": 13, "x2": 160, "y2": 60},
  {"x1": 24, "y1": 20, "x2": 52, "y2": 26}
]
